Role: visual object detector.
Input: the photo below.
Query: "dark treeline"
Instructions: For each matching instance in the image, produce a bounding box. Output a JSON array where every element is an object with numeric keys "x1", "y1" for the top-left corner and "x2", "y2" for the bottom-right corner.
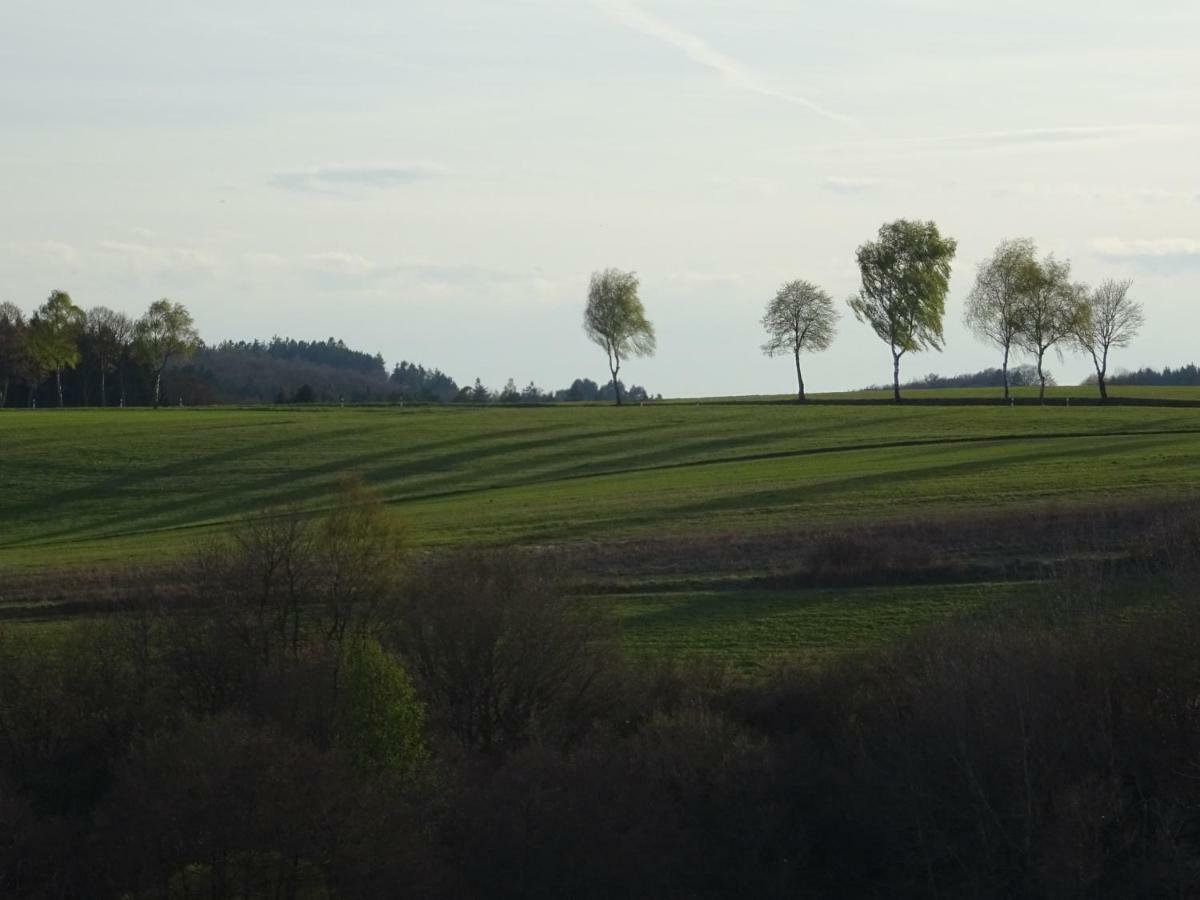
[
  {"x1": 220, "y1": 337, "x2": 386, "y2": 376},
  {"x1": 168, "y1": 342, "x2": 402, "y2": 405},
  {"x1": 4, "y1": 490, "x2": 1200, "y2": 897},
  {"x1": 1, "y1": 294, "x2": 653, "y2": 407},
  {"x1": 1106, "y1": 363, "x2": 1200, "y2": 386},
  {"x1": 865, "y1": 363, "x2": 1050, "y2": 392},
  {"x1": 457, "y1": 376, "x2": 656, "y2": 404}
]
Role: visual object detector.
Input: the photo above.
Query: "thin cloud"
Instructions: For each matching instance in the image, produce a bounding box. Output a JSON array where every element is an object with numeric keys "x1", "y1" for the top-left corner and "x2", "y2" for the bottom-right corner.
[
  {"x1": 592, "y1": 0, "x2": 859, "y2": 128},
  {"x1": 272, "y1": 162, "x2": 447, "y2": 193},
  {"x1": 298, "y1": 251, "x2": 543, "y2": 294},
  {"x1": 97, "y1": 241, "x2": 216, "y2": 274},
  {"x1": 821, "y1": 175, "x2": 884, "y2": 195},
  {"x1": 792, "y1": 124, "x2": 1186, "y2": 164},
  {"x1": 1091, "y1": 237, "x2": 1200, "y2": 271},
  {"x1": 915, "y1": 124, "x2": 1156, "y2": 151},
  {"x1": 4, "y1": 240, "x2": 80, "y2": 267}
]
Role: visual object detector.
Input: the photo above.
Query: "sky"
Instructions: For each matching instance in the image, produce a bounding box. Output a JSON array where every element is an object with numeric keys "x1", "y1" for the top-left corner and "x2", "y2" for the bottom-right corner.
[{"x1": 1, "y1": 0, "x2": 1198, "y2": 396}]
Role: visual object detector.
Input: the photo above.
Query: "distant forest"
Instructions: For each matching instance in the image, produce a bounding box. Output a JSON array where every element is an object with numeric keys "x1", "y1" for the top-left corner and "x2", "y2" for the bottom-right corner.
[
  {"x1": 0, "y1": 292, "x2": 655, "y2": 408},
  {"x1": 168, "y1": 339, "x2": 656, "y2": 406},
  {"x1": 1105, "y1": 364, "x2": 1200, "y2": 386},
  {"x1": 865, "y1": 364, "x2": 1051, "y2": 392}
]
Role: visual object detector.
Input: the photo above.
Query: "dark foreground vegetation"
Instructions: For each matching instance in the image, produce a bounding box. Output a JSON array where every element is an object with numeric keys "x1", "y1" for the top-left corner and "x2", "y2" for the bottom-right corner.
[{"x1": 3, "y1": 485, "x2": 1200, "y2": 898}]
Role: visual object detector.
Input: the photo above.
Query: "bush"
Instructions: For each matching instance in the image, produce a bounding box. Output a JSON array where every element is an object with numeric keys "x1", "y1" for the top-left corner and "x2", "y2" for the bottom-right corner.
[
  {"x1": 336, "y1": 638, "x2": 427, "y2": 776},
  {"x1": 392, "y1": 549, "x2": 620, "y2": 755}
]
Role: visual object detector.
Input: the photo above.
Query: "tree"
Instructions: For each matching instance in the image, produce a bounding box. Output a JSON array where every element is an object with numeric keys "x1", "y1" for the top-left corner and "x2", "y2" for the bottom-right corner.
[
  {"x1": 28, "y1": 291, "x2": 85, "y2": 408},
  {"x1": 0, "y1": 302, "x2": 27, "y2": 408},
  {"x1": 964, "y1": 239, "x2": 1037, "y2": 400},
  {"x1": 1014, "y1": 255, "x2": 1086, "y2": 402},
  {"x1": 392, "y1": 549, "x2": 617, "y2": 755},
  {"x1": 85, "y1": 306, "x2": 134, "y2": 408},
  {"x1": 1075, "y1": 279, "x2": 1144, "y2": 401},
  {"x1": 848, "y1": 220, "x2": 957, "y2": 403},
  {"x1": 761, "y1": 279, "x2": 838, "y2": 402},
  {"x1": 135, "y1": 299, "x2": 200, "y2": 408},
  {"x1": 583, "y1": 269, "x2": 656, "y2": 406},
  {"x1": 499, "y1": 378, "x2": 521, "y2": 403},
  {"x1": 469, "y1": 378, "x2": 491, "y2": 403}
]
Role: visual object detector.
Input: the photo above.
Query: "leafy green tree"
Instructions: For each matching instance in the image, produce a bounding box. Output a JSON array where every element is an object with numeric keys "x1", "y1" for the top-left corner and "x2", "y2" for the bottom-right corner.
[
  {"x1": 1075, "y1": 279, "x2": 1144, "y2": 401},
  {"x1": 964, "y1": 238, "x2": 1037, "y2": 400},
  {"x1": 761, "y1": 279, "x2": 838, "y2": 402},
  {"x1": 29, "y1": 290, "x2": 85, "y2": 407},
  {"x1": 336, "y1": 639, "x2": 426, "y2": 776},
  {"x1": 584, "y1": 268, "x2": 656, "y2": 406},
  {"x1": 848, "y1": 220, "x2": 957, "y2": 403},
  {"x1": 135, "y1": 298, "x2": 200, "y2": 408},
  {"x1": 85, "y1": 306, "x2": 134, "y2": 408},
  {"x1": 1014, "y1": 255, "x2": 1087, "y2": 402},
  {"x1": 0, "y1": 302, "x2": 28, "y2": 408}
]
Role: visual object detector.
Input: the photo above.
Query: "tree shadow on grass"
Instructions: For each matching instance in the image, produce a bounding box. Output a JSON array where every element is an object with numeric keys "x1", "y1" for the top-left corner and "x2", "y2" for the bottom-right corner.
[{"x1": 542, "y1": 432, "x2": 1199, "y2": 543}]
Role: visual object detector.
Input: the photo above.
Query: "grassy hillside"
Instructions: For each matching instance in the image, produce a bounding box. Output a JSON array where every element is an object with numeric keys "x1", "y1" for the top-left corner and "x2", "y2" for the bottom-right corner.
[{"x1": 3, "y1": 396, "x2": 1200, "y2": 572}]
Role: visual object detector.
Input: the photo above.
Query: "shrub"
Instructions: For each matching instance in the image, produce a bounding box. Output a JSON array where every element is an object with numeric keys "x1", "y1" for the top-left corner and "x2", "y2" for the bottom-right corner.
[
  {"x1": 392, "y1": 549, "x2": 620, "y2": 755},
  {"x1": 336, "y1": 638, "x2": 427, "y2": 777}
]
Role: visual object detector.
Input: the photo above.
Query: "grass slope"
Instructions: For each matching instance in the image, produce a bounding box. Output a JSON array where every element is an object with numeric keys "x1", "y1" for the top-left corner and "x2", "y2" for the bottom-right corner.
[{"x1": 3, "y1": 398, "x2": 1200, "y2": 571}]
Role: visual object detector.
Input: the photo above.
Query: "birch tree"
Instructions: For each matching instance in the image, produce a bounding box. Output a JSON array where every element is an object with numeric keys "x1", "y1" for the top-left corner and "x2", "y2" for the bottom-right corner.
[
  {"x1": 1075, "y1": 279, "x2": 1144, "y2": 401},
  {"x1": 30, "y1": 291, "x2": 85, "y2": 407},
  {"x1": 583, "y1": 269, "x2": 656, "y2": 406},
  {"x1": 761, "y1": 280, "x2": 838, "y2": 402},
  {"x1": 1014, "y1": 256, "x2": 1086, "y2": 402},
  {"x1": 848, "y1": 220, "x2": 957, "y2": 403},
  {"x1": 964, "y1": 239, "x2": 1036, "y2": 400},
  {"x1": 135, "y1": 299, "x2": 200, "y2": 408}
]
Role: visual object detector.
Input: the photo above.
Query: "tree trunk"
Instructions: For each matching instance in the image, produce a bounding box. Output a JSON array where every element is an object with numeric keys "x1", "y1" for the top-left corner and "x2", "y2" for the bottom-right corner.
[
  {"x1": 119, "y1": 366, "x2": 127, "y2": 408},
  {"x1": 56, "y1": 367, "x2": 64, "y2": 408},
  {"x1": 0, "y1": 376, "x2": 7, "y2": 408},
  {"x1": 892, "y1": 350, "x2": 902, "y2": 404},
  {"x1": 1001, "y1": 344, "x2": 1010, "y2": 401},
  {"x1": 609, "y1": 350, "x2": 622, "y2": 407},
  {"x1": 153, "y1": 370, "x2": 162, "y2": 409},
  {"x1": 100, "y1": 368, "x2": 107, "y2": 408},
  {"x1": 1037, "y1": 351, "x2": 1046, "y2": 403},
  {"x1": 794, "y1": 348, "x2": 806, "y2": 403},
  {"x1": 1097, "y1": 346, "x2": 1108, "y2": 401}
]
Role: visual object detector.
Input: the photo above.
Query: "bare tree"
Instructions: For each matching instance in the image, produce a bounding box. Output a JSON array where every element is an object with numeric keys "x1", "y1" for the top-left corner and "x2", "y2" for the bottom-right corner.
[
  {"x1": 85, "y1": 307, "x2": 134, "y2": 408},
  {"x1": 1075, "y1": 279, "x2": 1144, "y2": 401},
  {"x1": 1014, "y1": 255, "x2": 1086, "y2": 403},
  {"x1": 583, "y1": 269, "x2": 656, "y2": 406},
  {"x1": 0, "y1": 302, "x2": 27, "y2": 408},
  {"x1": 135, "y1": 298, "x2": 200, "y2": 408},
  {"x1": 964, "y1": 239, "x2": 1035, "y2": 400},
  {"x1": 848, "y1": 220, "x2": 957, "y2": 403},
  {"x1": 761, "y1": 280, "x2": 838, "y2": 402}
]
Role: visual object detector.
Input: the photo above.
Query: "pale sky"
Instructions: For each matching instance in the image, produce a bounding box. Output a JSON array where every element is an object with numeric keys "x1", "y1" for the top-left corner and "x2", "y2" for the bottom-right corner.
[{"x1": 2, "y1": 0, "x2": 1198, "y2": 396}]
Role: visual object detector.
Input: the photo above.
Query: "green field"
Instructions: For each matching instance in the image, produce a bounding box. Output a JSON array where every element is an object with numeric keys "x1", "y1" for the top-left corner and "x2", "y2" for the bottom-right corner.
[
  {"x1": 3, "y1": 396, "x2": 1198, "y2": 665},
  {"x1": 3, "y1": 399, "x2": 1200, "y2": 567}
]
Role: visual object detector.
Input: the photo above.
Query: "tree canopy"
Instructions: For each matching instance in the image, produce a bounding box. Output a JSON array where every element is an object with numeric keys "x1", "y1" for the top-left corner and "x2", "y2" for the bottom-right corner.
[
  {"x1": 1013, "y1": 255, "x2": 1087, "y2": 402},
  {"x1": 1075, "y1": 279, "x2": 1144, "y2": 400},
  {"x1": 848, "y1": 220, "x2": 957, "y2": 402},
  {"x1": 136, "y1": 298, "x2": 200, "y2": 408},
  {"x1": 761, "y1": 280, "x2": 838, "y2": 402},
  {"x1": 583, "y1": 268, "x2": 656, "y2": 406},
  {"x1": 964, "y1": 238, "x2": 1038, "y2": 400}
]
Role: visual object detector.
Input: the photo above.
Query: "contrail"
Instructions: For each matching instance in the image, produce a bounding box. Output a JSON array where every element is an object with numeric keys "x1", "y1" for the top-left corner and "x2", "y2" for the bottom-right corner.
[{"x1": 594, "y1": 0, "x2": 861, "y2": 129}]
